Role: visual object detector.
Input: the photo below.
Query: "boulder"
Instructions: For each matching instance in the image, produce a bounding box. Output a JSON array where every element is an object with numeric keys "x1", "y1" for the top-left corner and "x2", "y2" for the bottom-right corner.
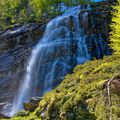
[
  {"x1": 23, "y1": 97, "x2": 43, "y2": 112},
  {"x1": 30, "y1": 97, "x2": 43, "y2": 104}
]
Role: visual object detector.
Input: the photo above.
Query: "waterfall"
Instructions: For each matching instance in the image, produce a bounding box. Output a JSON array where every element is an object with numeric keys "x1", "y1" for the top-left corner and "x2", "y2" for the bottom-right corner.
[{"x1": 10, "y1": 5, "x2": 110, "y2": 116}]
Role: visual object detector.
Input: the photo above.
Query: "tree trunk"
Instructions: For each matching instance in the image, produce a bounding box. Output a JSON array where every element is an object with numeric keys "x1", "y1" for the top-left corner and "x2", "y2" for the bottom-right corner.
[{"x1": 107, "y1": 77, "x2": 114, "y2": 120}]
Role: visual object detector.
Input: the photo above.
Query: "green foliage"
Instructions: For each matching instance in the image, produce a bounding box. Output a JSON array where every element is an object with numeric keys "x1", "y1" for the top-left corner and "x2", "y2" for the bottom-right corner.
[
  {"x1": 110, "y1": 1, "x2": 120, "y2": 54},
  {"x1": 0, "y1": 0, "x2": 29, "y2": 29},
  {"x1": 7, "y1": 54, "x2": 120, "y2": 120},
  {"x1": 0, "y1": 0, "x2": 92, "y2": 29},
  {"x1": 2, "y1": 111, "x2": 41, "y2": 120}
]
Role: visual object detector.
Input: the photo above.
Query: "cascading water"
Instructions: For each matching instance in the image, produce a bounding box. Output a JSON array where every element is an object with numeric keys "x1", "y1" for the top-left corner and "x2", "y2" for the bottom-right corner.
[{"x1": 10, "y1": 4, "x2": 110, "y2": 116}]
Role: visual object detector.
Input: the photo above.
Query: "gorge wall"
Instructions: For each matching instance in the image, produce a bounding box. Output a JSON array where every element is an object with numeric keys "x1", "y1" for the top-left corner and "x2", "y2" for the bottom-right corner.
[
  {"x1": 0, "y1": 23, "x2": 46, "y2": 115},
  {"x1": 0, "y1": 1, "x2": 112, "y2": 116}
]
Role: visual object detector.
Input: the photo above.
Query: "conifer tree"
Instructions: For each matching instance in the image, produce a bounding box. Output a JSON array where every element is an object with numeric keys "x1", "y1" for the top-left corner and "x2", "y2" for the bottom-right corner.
[
  {"x1": 0, "y1": 0, "x2": 92, "y2": 29},
  {"x1": 110, "y1": 1, "x2": 120, "y2": 54}
]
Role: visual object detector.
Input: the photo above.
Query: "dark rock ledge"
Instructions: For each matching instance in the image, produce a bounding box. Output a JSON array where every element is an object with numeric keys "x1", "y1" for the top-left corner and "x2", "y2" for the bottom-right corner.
[
  {"x1": 0, "y1": 23, "x2": 46, "y2": 54},
  {"x1": 0, "y1": 22, "x2": 46, "y2": 116}
]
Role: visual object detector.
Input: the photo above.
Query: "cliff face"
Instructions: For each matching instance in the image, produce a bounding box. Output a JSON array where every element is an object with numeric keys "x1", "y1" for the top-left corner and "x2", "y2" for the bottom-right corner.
[
  {"x1": 0, "y1": 23, "x2": 46, "y2": 115},
  {"x1": 0, "y1": 1, "x2": 112, "y2": 116}
]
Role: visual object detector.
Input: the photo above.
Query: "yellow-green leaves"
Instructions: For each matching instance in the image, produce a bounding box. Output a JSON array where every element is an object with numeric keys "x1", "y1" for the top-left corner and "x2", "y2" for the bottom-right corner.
[
  {"x1": 0, "y1": 0, "x2": 93, "y2": 29},
  {"x1": 110, "y1": 1, "x2": 120, "y2": 54}
]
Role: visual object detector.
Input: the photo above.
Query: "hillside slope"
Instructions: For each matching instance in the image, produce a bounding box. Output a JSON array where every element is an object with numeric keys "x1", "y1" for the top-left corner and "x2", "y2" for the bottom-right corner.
[{"x1": 7, "y1": 54, "x2": 120, "y2": 120}]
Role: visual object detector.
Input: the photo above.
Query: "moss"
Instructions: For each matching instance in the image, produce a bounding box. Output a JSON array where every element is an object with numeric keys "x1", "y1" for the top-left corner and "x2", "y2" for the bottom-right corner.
[
  {"x1": 9, "y1": 112, "x2": 41, "y2": 120},
  {"x1": 6, "y1": 54, "x2": 120, "y2": 120}
]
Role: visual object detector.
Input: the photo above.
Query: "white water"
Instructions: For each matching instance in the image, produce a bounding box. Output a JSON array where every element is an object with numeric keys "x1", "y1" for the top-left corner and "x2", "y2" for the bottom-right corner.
[{"x1": 10, "y1": 4, "x2": 110, "y2": 116}]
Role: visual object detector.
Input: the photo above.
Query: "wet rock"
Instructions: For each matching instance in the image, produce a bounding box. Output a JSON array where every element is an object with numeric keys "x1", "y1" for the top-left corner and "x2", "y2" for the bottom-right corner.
[
  {"x1": 23, "y1": 97, "x2": 43, "y2": 112},
  {"x1": 0, "y1": 23, "x2": 46, "y2": 54},
  {"x1": 0, "y1": 23, "x2": 46, "y2": 115},
  {"x1": 23, "y1": 102, "x2": 37, "y2": 112},
  {"x1": 30, "y1": 97, "x2": 43, "y2": 104},
  {"x1": 79, "y1": 2, "x2": 112, "y2": 36},
  {"x1": 0, "y1": 113, "x2": 10, "y2": 119}
]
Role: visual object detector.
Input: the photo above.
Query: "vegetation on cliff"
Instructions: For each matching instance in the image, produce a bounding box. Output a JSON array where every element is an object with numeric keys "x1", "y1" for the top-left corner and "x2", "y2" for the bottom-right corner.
[
  {"x1": 110, "y1": 0, "x2": 120, "y2": 54},
  {"x1": 5, "y1": 54, "x2": 119, "y2": 120},
  {"x1": 0, "y1": 0, "x2": 91, "y2": 30}
]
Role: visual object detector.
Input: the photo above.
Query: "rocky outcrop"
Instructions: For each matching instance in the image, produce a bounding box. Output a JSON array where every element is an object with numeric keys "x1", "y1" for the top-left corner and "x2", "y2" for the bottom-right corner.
[
  {"x1": 23, "y1": 97, "x2": 43, "y2": 112},
  {"x1": 0, "y1": 23, "x2": 46, "y2": 115},
  {"x1": 0, "y1": 113, "x2": 10, "y2": 119},
  {"x1": 68, "y1": 2, "x2": 112, "y2": 59},
  {"x1": 79, "y1": 2, "x2": 112, "y2": 58},
  {"x1": 79, "y1": 2, "x2": 112, "y2": 36},
  {"x1": 0, "y1": 23, "x2": 46, "y2": 53}
]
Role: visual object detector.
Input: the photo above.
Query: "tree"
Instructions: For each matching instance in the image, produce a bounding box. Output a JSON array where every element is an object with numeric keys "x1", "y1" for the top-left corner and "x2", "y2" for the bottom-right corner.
[
  {"x1": 110, "y1": 1, "x2": 120, "y2": 54},
  {"x1": 0, "y1": 0, "x2": 92, "y2": 29},
  {"x1": 0, "y1": 0, "x2": 30, "y2": 26}
]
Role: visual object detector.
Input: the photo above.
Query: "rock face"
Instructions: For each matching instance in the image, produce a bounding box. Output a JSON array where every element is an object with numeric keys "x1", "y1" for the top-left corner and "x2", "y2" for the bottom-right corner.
[
  {"x1": 23, "y1": 97, "x2": 43, "y2": 112},
  {"x1": 0, "y1": 113, "x2": 10, "y2": 119},
  {"x1": 0, "y1": 1, "x2": 112, "y2": 116},
  {"x1": 0, "y1": 23, "x2": 46, "y2": 53},
  {"x1": 0, "y1": 23, "x2": 46, "y2": 115},
  {"x1": 78, "y1": 2, "x2": 112, "y2": 58}
]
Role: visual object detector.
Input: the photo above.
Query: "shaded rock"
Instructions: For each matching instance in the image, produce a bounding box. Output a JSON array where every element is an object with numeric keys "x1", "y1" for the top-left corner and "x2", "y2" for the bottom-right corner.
[
  {"x1": 0, "y1": 23, "x2": 46, "y2": 115},
  {"x1": 23, "y1": 102, "x2": 37, "y2": 112},
  {"x1": 104, "y1": 74, "x2": 120, "y2": 95},
  {"x1": 0, "y1": 113, "x2": 10, "y2": 119},
  {"x1": 23, "y1": 97, "x2": 43, "y2": 112},
  {"x1": 30, "y1": 97, "x2": 43, "y2": 104},
  {"x1": 0, "y1": 23, "x2": 46, "y2": 54},
  {"x1": 79, "y1": 2, "x2": 112, "y2": 36}
]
